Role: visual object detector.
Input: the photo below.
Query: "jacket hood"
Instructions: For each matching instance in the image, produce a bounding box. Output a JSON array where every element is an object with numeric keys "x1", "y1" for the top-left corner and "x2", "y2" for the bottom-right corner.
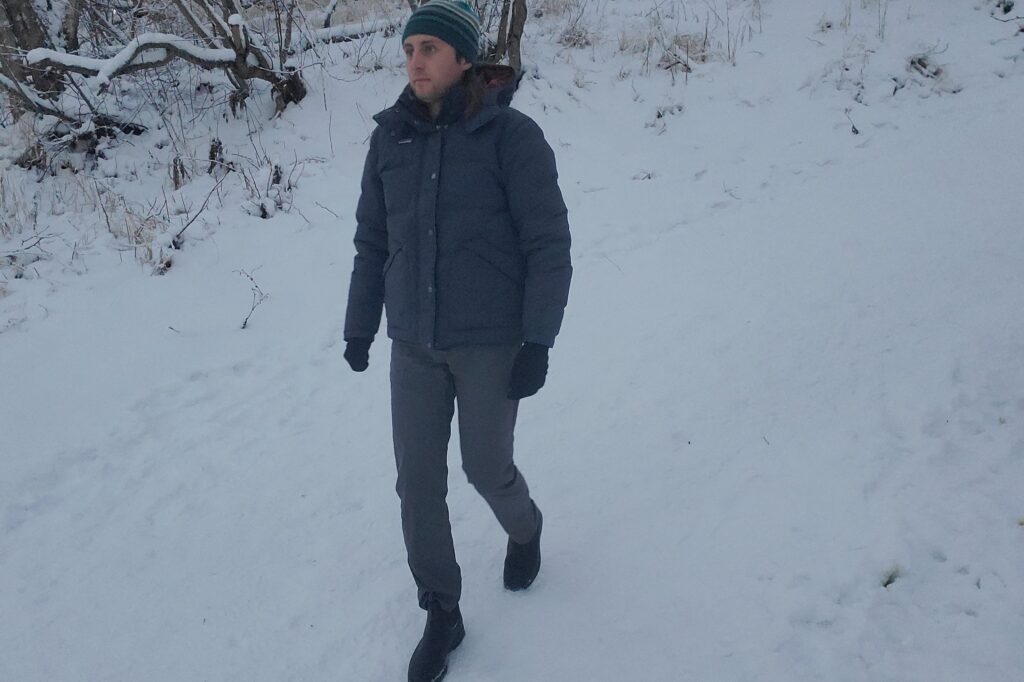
[{"x1": 477, "y1": 63, "x2": 521, "y2": 107}]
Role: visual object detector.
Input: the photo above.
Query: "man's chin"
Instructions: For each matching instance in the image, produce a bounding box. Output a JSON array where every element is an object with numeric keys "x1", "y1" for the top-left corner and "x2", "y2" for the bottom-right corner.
[{"x1": 411, "y1": 82, "x2": 434, "y2": 99}]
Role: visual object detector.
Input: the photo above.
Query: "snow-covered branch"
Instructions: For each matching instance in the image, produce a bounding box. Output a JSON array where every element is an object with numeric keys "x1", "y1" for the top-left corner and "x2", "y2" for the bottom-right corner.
[
  {"x1": 0, "y1": 70, "x2": 75, "y2": 123},
  {"x1": 0, "y1": 69, "x2": 145, "y2": 134},
  {"x1": 27, "y1": 34, "x2": 237, "y2": 89},
  {"x1": 2, "y1": 0, "x2": 412, "y2": 134}
]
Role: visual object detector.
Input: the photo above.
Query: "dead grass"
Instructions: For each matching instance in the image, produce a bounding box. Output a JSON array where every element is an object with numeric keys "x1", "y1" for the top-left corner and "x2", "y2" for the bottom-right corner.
[{"x1": 0, "y1": 173, "x2": 35, "y2": 239}]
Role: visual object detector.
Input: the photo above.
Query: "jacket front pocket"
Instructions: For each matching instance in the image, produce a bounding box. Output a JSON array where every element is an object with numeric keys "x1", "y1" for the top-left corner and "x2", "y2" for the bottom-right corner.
[
  {"x1": 463, "y1": 240, "x2": 522, "y2": 285},
  {"x1": 383, "y1": 246, "x2": 414, "y2": 332},
  {"x1": 383, "y1": 245, "x2": 402, "y2": 276},
  {"x1": 442, "y1": 242, "x2": 524, "y2": 331}
]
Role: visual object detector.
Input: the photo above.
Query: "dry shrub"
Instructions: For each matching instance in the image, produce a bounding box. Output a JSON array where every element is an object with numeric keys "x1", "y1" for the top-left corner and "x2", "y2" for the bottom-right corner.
[
  {"x1": 560, "y1": 23, "x2": 594, "y2": 48},
  {"x1": 535, "y1": 0, "x2": 580, "y2": 17},
  {"x1": 0, "y1": 173, "x2": 35, "y2": 238},
  {"x1": 618, "y1": 31, "x2": 654, "y2": 54},
  {"x1": 671, "y1": 32, "x2": 710, "y2": 63},
  {"x1": 538, "y1": 0, "x2": 596, "y2": 48},
  {"x1": 94, "y1": 184, "x2": 168, "y2": 264},
  {"x1": 909, "y1": 54, "x2": 943, "y2": 79},
  {"x1": 14, "y1": 143, "x2": 47, "y2": 171}
]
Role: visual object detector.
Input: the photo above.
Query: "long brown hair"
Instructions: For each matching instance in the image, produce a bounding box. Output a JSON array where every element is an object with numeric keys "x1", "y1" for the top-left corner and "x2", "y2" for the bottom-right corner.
[{"x1": 462, "y1": 67, "x2": 486, "y2": 117}]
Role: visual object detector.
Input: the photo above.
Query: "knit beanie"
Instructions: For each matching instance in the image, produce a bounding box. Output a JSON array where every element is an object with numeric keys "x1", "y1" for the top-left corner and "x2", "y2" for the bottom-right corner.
[{"x1": 402, "y1": 0, "x2": 482, "y2": 64}]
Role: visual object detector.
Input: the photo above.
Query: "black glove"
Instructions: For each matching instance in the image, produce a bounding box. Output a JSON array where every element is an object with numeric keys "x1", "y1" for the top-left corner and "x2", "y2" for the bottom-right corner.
[
  {"x1": 344, "y1": 338, "x2": 372, "y2": 372},
  {"x1": 507, "y1": 342, "x2": 549, "y2": 399}
]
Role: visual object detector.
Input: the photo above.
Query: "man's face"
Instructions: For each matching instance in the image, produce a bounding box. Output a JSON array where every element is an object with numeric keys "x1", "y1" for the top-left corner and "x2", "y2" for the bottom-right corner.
[{"x1": 403, "y1": 35, "x2": 472, "y2": 104}]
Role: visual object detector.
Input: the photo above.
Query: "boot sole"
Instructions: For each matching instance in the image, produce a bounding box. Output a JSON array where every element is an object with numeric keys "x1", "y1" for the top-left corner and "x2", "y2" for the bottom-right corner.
[{"x1": 503, "y1": 575, "x2": 537, "y2": 591}]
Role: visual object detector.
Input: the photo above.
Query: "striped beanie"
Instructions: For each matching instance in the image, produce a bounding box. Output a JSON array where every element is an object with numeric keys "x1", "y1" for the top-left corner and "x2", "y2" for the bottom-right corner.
[{"x1": 402, "y1": 0, "x2": 482, "y2": 64}]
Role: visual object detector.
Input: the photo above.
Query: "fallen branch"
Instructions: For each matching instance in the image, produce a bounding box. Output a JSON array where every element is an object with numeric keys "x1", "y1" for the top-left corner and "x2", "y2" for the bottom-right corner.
[{"x1": 296, "y1": 19, "x2": 401, "y2": 52}]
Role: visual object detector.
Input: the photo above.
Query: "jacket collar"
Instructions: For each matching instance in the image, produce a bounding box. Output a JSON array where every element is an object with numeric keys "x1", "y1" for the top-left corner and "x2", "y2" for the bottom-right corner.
[{"x1": 372, "y1": 65, "x2": 521, "y2": 134}]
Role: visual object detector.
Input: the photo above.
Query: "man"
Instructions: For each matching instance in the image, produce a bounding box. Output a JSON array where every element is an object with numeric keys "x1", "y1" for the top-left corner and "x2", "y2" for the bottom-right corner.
[{"x1": 342, "y1": 1, "x2": 571, "y2": 680}]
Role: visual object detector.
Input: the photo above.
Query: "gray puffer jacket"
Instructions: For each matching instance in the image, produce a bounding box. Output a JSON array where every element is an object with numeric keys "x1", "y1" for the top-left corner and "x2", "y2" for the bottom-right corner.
[{"x1": 344, "y1": 67, "x2": 572, "y2": 350}]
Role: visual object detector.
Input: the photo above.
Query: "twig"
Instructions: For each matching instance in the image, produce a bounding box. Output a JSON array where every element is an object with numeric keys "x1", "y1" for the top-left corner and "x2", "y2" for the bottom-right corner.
[
  {"x1": 328, "y1": 109, "x2": 335, "y2": 156},
  {"x1": 315, "y1": 202, "x2": 340, "y2": 219},
  {"x1": 175, "y1": 172, "x2": 229, "y2": 244},
  {"x1": 601, "y1": 254, "x2": 623, "y2": 273},
  {"x1": 844, "y1": 109, "x2": 860, "y2": 135},
  {"x1": 237, "y1": 268, "x2": 270, "y2": 329},
  {"x1": 17, "y1": 233, "x2": 54, "y2": 252}
]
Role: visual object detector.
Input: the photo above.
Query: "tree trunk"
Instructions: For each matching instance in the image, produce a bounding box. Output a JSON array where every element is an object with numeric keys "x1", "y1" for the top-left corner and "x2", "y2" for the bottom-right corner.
[
  {"x1": 0, "y1": 0, "x2": 49, "y2": 50},
  {"x1": 61, "y1": 0, "x2": 85, "y2": 53},
  {"x1": 506, "y1": 0, "x2": 527, "y2": 73},
  {"x1": 0, "y1": 0, "x2": 62, "y2": 97},
  {"x1": 493, "y1": 0, "x2": 511, "y2": 62}
]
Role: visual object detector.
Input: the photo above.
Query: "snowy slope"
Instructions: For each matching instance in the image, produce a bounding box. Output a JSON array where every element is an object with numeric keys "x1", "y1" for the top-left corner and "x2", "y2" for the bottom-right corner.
[{"x1": 2, "y1": 1, "x2": 1023, "y2": 680}]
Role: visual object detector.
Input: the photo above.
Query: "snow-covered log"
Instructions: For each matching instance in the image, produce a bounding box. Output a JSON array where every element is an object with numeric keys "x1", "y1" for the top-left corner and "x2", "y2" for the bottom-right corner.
[{"x1": 297, "y1": 18, "x2": 401, "y2": 52}]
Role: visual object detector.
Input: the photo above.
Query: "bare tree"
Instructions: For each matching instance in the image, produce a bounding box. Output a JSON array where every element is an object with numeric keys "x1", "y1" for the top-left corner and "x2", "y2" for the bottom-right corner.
[
  {"x1": 0, "y1": 0, "x2": 63, "y2": 106},
  {"x1": 484, "y1": 0, "x2": 527, "y2": 72},
  {"x1": 504, "y1": 0, "x2": 527, "y2": 72},
  {"x1": 0, "y1": 0, "x2": 49, "y2": 54},
  {"x1": 60, "y1": 0, "x2": 84, "y2": 53},
  {"x1": 167, "y1": 0, "x2": 307, "y2": 114},
  {"x1": 0, "y1": 0, "x2": 323, "y2": 130}
]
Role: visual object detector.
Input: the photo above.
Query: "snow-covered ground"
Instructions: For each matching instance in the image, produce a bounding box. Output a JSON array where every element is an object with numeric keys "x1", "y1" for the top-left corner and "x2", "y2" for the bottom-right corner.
[{"x1": 2, "y1": 1, "x2": 1023, "y2": 680}]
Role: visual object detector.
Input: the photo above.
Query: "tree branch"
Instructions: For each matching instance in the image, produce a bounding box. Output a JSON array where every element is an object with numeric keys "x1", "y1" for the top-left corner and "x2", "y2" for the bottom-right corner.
[
  {"x1": 0, "y1": 69, "x2": 145, "y2": 133},
  {"x1": 168, "y1": 0, "x2": 219, "y2": 48},
  {"x1": 27, "y1": 34, "x2": 237, "y2": 88},
  {"x1": 0, "y1": 69, "x2": 77, "y2": 123}
]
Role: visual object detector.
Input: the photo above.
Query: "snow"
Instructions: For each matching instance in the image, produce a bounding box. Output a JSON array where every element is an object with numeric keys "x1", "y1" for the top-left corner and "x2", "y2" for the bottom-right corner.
[
  {"x1": 2, "y1": 1, "x2": 1023, "y2": 680},
  {"x1": 24, "y1": 48, "x2": 108, "y2": 73}
]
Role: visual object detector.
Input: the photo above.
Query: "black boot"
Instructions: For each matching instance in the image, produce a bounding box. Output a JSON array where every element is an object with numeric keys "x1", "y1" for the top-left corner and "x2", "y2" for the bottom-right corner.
[
  {"x1": 503, "y1": 507, "x2": 543, "y2": 591},
  {"x1": 408, "y1": 601, "x2": 465, "y2": 682}
]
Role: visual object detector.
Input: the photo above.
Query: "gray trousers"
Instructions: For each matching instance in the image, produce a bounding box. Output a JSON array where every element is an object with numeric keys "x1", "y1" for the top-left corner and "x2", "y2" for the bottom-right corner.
[{"x1": 390, "y1": 340, "x2": 540, "y2": 611}]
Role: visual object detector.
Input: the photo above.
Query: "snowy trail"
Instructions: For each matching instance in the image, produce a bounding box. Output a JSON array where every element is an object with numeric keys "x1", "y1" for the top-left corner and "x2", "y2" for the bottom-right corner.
[{"x1": 4, "y1": 1, "x2": 1024, "y2": 680}]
